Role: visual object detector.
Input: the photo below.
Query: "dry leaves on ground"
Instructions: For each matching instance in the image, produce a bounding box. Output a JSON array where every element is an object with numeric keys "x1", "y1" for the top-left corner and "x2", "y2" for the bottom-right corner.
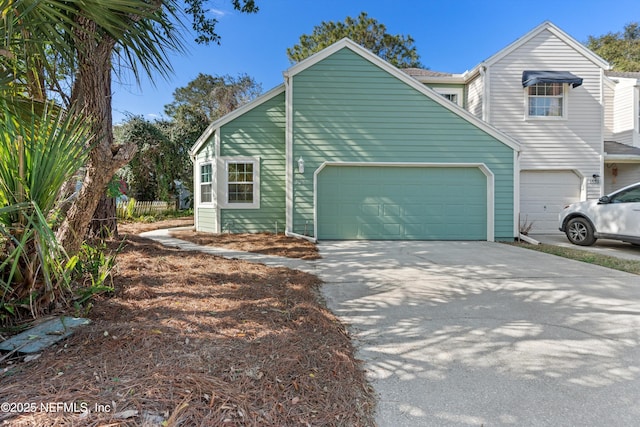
[
  {"x1": 0, "y1": 220, "x2": 374, "y2": 426},
  {"x1": 169, "y1": 230, "x2": 321, "y2": 260}
]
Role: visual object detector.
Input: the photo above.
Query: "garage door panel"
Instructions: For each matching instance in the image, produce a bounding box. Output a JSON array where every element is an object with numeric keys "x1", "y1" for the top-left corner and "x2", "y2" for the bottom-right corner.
[
  {"x1": 361, "y1": 204, "x2": 380, "y2": 216},
  {"x1": 317, "y1": 166, "x2": 487, "y2": 240},
  {"x1": 383, "y1": 204, "x2": 401, "y2": 216},
  {"x1": 520, "y1": 171, "x2": 581, "y2": 234}
]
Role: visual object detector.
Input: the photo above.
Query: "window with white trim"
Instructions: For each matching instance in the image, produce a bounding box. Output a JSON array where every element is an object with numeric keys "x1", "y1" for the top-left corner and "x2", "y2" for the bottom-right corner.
[
  {"x1": 433, "y1": 87, "x2": 464, "y2": 107},
  {"x1": 200, "y1": 163, "x2": 213, "y2": 204},
  {"x1": 527, "y1": 83, "x2": 565, "y2": 118},
  {"x1": 222, "y1": 158, "x2": 260, "y2": 209}
]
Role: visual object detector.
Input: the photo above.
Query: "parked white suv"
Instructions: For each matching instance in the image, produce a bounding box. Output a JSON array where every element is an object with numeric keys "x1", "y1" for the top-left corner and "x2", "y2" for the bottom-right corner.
[{"x1": 559, "y1": 182, "x2": 640, "y2": 246}]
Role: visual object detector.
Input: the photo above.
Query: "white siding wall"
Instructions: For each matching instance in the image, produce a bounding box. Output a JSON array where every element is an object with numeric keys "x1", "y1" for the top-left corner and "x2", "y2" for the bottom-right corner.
[
  {"x1": 487, "y1": 29, "x2": 603, "y2": 198},
  {"x1": 613, "y1": 79, "x2": 635, "y2": 139},
  {"x1": 466, "y1": 73, "x2": 483, "y2": 118},
  {"x1": 603, "y1": 80, "x2": 614, "y2": 141},
  {"x1": 613, "y1": 81, "x2": 635, "y2": 145},
  {"x1": 604, "y1": 163, "x2": 640, "y2": 193}
]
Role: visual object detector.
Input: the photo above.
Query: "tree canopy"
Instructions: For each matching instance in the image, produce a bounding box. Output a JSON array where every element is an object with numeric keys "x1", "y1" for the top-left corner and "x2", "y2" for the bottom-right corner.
[
  {"x1": 164, "y1": 73, "x2": 262, "y2": 122},
  {"x1": 286, "y1": 12, "x2": 423, "y2": 68},
  {"x1": 587, "y1": 22, "x2": 640, "y2": 72},
  {"x1": 116, "y1": 72, "x2": 261, "y2": 202}
]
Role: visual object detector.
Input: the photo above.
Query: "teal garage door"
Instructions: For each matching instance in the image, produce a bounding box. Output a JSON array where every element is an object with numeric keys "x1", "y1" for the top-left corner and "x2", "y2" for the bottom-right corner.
[{"x1": 317, "y1": 166, "x2": 487, "y2": 240}]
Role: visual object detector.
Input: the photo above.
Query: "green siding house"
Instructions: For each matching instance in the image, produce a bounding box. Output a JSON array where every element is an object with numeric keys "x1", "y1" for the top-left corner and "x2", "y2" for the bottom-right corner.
[{"x1": 190, "y1": 39, "x2": 520, "y2": 242}]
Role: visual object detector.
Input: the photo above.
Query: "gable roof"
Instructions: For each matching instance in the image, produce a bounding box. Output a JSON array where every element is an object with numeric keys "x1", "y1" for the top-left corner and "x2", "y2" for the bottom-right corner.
[
  {"x1": 189, "y1": 84, "x2": 285, "y2": 158},
  {"x1": 284, "y1": 38, "x2": 520, "y2": 152},
  {"x1": 481, "y1": 21, "x2": 610, "y2": 70}
]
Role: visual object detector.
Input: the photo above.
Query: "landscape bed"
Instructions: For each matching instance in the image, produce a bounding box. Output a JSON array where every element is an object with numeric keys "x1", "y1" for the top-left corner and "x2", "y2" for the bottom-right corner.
[{"x1": 0, "y1": 219, "x2": 375, "y2": 426}]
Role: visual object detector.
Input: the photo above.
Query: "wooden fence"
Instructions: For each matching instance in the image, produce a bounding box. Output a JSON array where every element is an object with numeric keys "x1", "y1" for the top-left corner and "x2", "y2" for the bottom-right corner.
[{"x1": 116, "y1": 199, "x2": 175, "y2": 218}]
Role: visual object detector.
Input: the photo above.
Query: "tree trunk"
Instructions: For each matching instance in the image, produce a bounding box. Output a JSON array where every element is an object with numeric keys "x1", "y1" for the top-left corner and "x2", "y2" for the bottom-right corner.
[
  {"x1": 88, "y1": 194, "x2": 118, "y2": 239},
  {"x1": 55, "y1": 17, "x2": 136, "y2": 255}
]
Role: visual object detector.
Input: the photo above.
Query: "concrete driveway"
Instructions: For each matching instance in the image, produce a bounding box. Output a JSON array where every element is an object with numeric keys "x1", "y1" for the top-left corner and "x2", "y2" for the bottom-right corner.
[{"x1": 315, "y1": 241, "x2": 640, "y2": 426}]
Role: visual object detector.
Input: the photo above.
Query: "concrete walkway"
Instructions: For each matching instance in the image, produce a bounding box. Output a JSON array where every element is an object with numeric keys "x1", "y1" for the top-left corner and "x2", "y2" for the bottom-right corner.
[{"x1": 141, "y1": 230, "x2": 640, "y2": 426}]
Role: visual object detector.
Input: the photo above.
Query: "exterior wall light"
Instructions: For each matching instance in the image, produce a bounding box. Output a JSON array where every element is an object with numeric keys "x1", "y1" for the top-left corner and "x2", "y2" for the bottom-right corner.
[{"x1": 298, "y1": 157, "x2": 305, "y2": 174}]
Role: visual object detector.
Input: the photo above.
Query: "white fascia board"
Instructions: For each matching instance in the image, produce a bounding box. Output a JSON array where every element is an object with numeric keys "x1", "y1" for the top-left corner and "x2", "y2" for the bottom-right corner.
[
  {"x1": 283, "y1": 38, "x2": 520, "y2": 153},
  {"x1": 189, "y1": 84, "x2": 286, "y2": 157},
  {"x1": 604, "y1": 155, "x2": 640, "y2": 163},
  {"x1": 481, "y1": 21, "x2": 610, "y2": 70},
  {"x1": 283, "y1": 38, "x2": 356, "y2": 78},
  {"x1": 410, "y1": 75, "x2": 467, "y2": 85}
]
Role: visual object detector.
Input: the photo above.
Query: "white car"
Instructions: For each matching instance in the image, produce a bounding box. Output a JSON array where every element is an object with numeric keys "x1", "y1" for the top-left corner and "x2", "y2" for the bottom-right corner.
[{"x1": 559, "y1": 182, "x2": 640, "y2": 246}]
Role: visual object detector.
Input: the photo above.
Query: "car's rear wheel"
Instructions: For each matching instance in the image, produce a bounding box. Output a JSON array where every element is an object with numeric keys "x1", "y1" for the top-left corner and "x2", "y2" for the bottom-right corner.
[{"x1": 566, "y1": 217, "x2": 596, "y2": 246}]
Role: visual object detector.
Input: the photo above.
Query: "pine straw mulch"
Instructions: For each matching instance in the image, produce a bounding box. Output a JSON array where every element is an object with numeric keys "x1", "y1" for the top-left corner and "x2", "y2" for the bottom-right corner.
[
  {"x1": 169, "y1": 230, "x2": 321, "y2": 261},
  {"x1": 0, "y1": 221, "x2": 375, "y2": 426}
]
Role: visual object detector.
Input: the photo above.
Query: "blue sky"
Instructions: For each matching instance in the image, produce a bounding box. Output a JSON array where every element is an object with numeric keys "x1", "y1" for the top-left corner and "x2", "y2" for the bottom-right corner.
[{"x1": 111, "y1": 0, "x2": 638, "y2": 124}]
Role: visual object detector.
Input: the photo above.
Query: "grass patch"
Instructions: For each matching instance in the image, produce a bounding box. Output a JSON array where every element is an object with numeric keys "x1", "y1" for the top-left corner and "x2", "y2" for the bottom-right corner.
[{"x1": 511, "y1": 242, "x2": 640, "y2": 275}]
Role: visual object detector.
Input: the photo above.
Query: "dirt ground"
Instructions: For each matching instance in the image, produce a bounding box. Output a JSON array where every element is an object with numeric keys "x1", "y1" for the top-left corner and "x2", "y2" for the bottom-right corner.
[{"x1": 0, "y1": 219, "x2": 375, "y2": 426}]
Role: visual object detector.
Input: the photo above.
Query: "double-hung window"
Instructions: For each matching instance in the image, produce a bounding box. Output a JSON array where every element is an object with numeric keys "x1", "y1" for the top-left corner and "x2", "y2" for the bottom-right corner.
[
  {"x1": 222, "y1": 158, "x2": 260, "y2": 208},
  {"x1": 522, "y1": 70, "x2": 582, "y2": 120},
  {"x1": 228, "y1": 162, "x2": 254, "y2": 203},
  {"x1": 200, "y1": 163, "x2": 213, "y2": 204},
  {"x1": 527, "y1": 82, "x2": 564, "y2": 118}
]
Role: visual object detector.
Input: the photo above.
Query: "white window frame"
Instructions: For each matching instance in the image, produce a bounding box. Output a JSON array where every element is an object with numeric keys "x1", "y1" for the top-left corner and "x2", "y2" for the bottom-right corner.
[
  {"x1": 525, "y1": 82, "x2": 568, "y2": 120},
  {"x1": 433, "y1": 87, "x2": 464, "y2": 107},
  {"x1": 219, "y1": 157, "x2": 260, "y2": 209},
  {"x1": 198, "y1": 162, "x2": 214, "y2": 206}
]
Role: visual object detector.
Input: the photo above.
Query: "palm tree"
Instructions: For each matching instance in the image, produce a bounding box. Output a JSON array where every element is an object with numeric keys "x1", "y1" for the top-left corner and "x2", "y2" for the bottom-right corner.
[
  {"x1": 0, "y1": 101, "x2": 91, "y2": 318},
  {"x1": 3, "y1": 1, "x2": 259, "y2": 254},
  {"x1": 5, "y1": 1, "x2": 186, "y2": 254}
]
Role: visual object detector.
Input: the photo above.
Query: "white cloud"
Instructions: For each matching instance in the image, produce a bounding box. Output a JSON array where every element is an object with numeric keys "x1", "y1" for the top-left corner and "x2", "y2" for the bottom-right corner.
[{"x1": 209, "y1": 8, "x2": 227, "y2": 17}]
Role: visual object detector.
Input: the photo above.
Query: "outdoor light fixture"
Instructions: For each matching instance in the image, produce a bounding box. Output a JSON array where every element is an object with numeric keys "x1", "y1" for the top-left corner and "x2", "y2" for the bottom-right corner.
[{"x1": 298, "y1": 157, "x2": 305, "y2": 174}]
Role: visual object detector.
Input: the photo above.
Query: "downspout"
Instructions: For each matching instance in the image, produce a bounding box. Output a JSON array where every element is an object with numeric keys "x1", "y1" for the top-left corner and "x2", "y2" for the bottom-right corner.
[
  {"x1": 479, "y1": 64, "x2": 489, "y2": 123},
  {"x1": 284, "y1": 73, "x2": 294, "y2": 237}
]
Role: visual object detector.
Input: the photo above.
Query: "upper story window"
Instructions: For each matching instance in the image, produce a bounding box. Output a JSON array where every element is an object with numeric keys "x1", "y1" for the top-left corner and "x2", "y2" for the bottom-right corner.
[
  {"x1": 433, "y1": 87, "x2": 464, "y2": 107},
  {"x1": 522, "y1": 70, "x2": 583, "y2": 120},
  {"x1": 527, "y1": 83, "x2": 564, "y2": 117}
]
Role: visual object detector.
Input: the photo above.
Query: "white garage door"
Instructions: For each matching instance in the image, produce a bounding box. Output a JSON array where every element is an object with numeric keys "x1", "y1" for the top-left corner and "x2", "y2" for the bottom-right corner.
[{"x1": 520, "y1": 170, "x2": 581, "y2": 234}]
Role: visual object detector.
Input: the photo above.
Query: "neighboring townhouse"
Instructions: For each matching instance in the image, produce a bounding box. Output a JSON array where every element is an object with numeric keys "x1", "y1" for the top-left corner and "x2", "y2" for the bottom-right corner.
[
  {"x1": 603, "y1": 71, "x2": 640, "y2": 193},
  {"x1": 407, "y1": 21, "x2": 640, "y2": 233}
]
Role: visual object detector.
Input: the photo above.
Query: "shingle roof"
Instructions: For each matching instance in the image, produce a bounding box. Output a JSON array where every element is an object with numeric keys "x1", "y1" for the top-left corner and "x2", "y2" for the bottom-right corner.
[
  {"x1": 605, "y1": 141, "x2": 640, "y2": 156},
  {"x1": 605, "y1": 71, "x2": 640, "y2": 79},
  {"x1": 401, "y1": 68, "x2": 453, "y2": 78}
]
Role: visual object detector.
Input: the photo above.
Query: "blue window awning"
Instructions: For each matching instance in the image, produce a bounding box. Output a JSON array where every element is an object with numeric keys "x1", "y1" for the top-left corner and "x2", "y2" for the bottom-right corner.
[{"x1": 522, "y1": 71, "x2": 583, "y2": 88}]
